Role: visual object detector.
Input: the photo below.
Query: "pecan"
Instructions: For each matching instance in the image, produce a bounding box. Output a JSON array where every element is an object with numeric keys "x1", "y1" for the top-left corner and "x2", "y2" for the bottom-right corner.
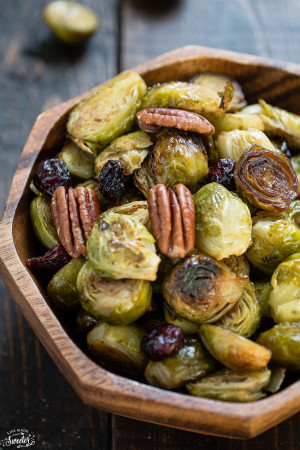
[
  {"x1": 148, "y1": 184, "x2": 195, "y2": 258},
  {"x1": 137, "y1": 108, "x2": 215, "y2": 135},
  {"x1": 51, "y1": 186, "x2": 100, "y2": 258}
]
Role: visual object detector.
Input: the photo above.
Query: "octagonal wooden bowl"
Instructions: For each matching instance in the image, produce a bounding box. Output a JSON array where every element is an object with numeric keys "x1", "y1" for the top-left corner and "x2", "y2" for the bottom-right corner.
[{"x1": 1, "y1": 46, "x2": 300, "y2": 439}]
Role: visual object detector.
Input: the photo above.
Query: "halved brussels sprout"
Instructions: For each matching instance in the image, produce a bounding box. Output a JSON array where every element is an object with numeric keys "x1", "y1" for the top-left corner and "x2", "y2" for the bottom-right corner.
[
  {"x1": 194, "y1": 183, "x2": 252, "y2": 260},
  {"x1": 94, "y1": 131, "x2": 152, "y2": 177},
  {"x1": 285, "y1": 200, "x2": 300, "y2": 227},
  {"x1": 164, "y1": 303, "x2": 198, "y2": 335},
  {"x1": 199, "y1": 324, "x2": 271, "y2": 371},
  {"x1": 222, "y1": 254, "x2": 250, "y2": 277},
  {"x1": 291, "y1": 154, "x2": 300, "y2": 186},
  {"x1": 47, "y1": 257, "x2": 85, "y2": 311},
  {"x1": 206, "y1": 113, "x2": 264, "y2": 136},
  {"x1": 87, "y1": 322, "x2": 146, "y2": 375},
  {"x1": 133, "y1": 157, "x2": 156, "y2": 198},
  {"x1": 268, "y1": 252, "x2": 300, "y2": 322},
  {"x1": 258, "y1": 99, "x2": 300, "y2": 150},
  {"x1": 141, "y1": 81, "x2": 233, "y2": 114},
  {"x1": 265, "y1": 366, "x2": 286, "y2": 393},
  {"x1": 30, "y1": 194, "x2": 60, "y2": 249},
  {"x1": 67, "y1": 72, "x2": 147, "y2": 153},
  {"x1": 59, "y1": 140, "x2": 95, "y2": 180},
  {"x1": 246, "y1": 212, "x2": 300, "y2": 274},
  {"x1": 87, "y1": 213, "x2": 160, "y2": 281},
  {"x1": 76, "y1": 308, "x2": 98, "y2": 334},
  {"x1": 101, "y1": 201, "x2": 149, "y2": 228},
  {"x1": 217, "y1": 128, "x2": 276, "y2": 162},
  {"x1": 77, "y1": 262, "x2": 152, "y2": 325},
  {"x1": 257, "y1": 322, "x2": 300, "y2": 371},
  {"x1": 144, "y1": 336, "x2": 216, "y2": 389},
  {"x1": 186, "y1": 368, "x2": 271, "y2": 402},
  {"x1": 190, "y1": 72, "x2": 246, "y2": 111},
  {"x1": 151, "y1": 130, "x2": 208, "y2": 192},
  {"x1": 216, "y1": 281, "x2": 261, "y2": 337},
  {"x1": 254, "y1": 280, "x2": 272, "y2": 317},
  {"x1": 162, "y1": 253, "x2": 248, "y2": 324}
]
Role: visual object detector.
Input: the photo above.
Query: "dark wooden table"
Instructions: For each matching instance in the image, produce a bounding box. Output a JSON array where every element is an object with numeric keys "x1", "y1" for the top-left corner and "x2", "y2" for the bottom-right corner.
[{"x1": 1, "y1": 1, "x2": 300, "y2": 448}]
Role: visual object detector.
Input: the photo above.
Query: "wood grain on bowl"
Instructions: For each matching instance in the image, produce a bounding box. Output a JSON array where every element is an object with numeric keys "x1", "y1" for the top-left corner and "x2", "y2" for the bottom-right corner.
[{"x1": 1, "y1": 46, "x2": 300, "y2": 439}]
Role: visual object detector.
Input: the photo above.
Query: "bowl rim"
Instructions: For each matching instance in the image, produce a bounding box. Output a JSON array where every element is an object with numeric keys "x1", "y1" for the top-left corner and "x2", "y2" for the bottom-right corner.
[{"x1": 1, "y1": 45, "x2": 300, "y2": 439}]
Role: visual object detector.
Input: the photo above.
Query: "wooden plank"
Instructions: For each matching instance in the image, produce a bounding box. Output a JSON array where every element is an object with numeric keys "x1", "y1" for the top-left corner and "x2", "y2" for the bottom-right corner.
[{"x1": 0, "y1": 0, "x2": 118, "y2": 448}]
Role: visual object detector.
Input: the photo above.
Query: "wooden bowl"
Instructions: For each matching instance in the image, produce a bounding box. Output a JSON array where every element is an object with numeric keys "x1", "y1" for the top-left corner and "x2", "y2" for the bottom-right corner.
[{"x1": 1, "y1": 46, "x2": 300, "y2": 440}]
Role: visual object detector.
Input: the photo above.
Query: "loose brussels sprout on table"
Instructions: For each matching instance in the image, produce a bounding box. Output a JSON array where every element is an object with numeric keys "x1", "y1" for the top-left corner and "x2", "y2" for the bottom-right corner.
[{"x1": 27, "y1": 68, "x2": 300, "y2": 402}]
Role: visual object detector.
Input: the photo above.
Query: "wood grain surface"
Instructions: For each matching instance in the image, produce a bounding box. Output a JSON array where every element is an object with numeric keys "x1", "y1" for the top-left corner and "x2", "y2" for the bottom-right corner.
[{"x1": 1, "y1": 0, "x2": 300, "y2": 448}]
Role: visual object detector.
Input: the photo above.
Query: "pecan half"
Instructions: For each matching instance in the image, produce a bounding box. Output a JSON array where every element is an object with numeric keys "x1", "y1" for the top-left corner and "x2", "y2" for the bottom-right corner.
[
  {"x1": 137, "y1": 108, "x2": 215, "y2": 135},
  {"x1": 51, "y1": 186, "x2": 100, "y2": 258},
  {"x1": 148, "y1": 184, "x2": 195, "y2": 258}
]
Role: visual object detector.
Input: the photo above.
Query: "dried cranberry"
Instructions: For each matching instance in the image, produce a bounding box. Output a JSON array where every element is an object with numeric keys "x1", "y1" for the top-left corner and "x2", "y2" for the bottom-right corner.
[
  {"x1": 34, "y1": 158, "x2": 71, "y2": 195},
  {"x1": 141, "y1": 324, "x2": 184, "y2": 361},
  {"x1": 208, "y1": 158, "x2": 236, "y2": 190},
  {"x1": 26, "y1": 245, "x2": 71, "y2": 275},
  {"x1": 97, "y1": 160, "x2": 124, "y2": 205}
]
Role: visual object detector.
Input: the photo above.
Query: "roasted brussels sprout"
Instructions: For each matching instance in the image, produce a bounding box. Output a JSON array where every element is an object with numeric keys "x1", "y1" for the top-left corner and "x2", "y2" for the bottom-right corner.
[
  {"x1": 257, "y1": 322, "x2": 300, "y2": 371},
  {"x1": 164, "y1": 303, "x2": 198, "y2": 335},
  {"x1": 141, "y1": 81, "x2": 233, "y2": 114},
  {"x1": 222, "y1": 254, "x2": 250, "y2": 277},
  {"x1": 234, "y1": 145, "x2": 298, "y2": 211},
  {"x1": 163, "y1": 253, "x2": 248, "y2": 324},
  {"x1": 94, "y1": 131, "x2": 152, "y2": 177},
  {"x1": 87, "y1": 213, "x2": 160, "y2": 281},
  {"x1": 216, "y1": 281, "x2": 261, "y2": 337},
  {"x1": 254, "y1": 280, "x2": 272, "y2": 317},
  {"x1": 268, "y1": 253, "x2": 300, "y2": 323},
  {"x1": 47, "y1": 257, "x2": 85, "y2": 311},
  {"x1": 150, "y1": 130, "x2": 208, "y2": 192},
  {"x1": 246, "y1": 212, "x2": 300, "y2": 274},
  {"x1": 186, "y1": 367, "x2": 271, "y2": 402},
  {"x1": 191, "y1": 72, "x2": 246, "y2": 111},
  {"x1": 207, "y1": 113, "x2": 264, "y2": 136},
  {"x1": 67, "y1": 72, "x2": 147, "y2": 153},
  {"x1": 77, "y1": 262, "x2": 152, "y2": 325},
  {"x1": 43, "y1": 1, "x2": 99, "y2": 45},
  {"x1": 133, "y1": 157, "x2": 156, "y2": 198},
  {"x1": 194, "y1": 183, "x2": 252, "y2": 260},
  {"x1": 265, "y1": 366, "x2": 286, "y2": 393},
  {"x1": 291, "y1": 154, "x2": 300, "y2": 186},
  {"x1": 59, "y1": 140, "x2": 95, "y2": 180},
  {"x1": 144, "y1": 336, "x2": 216, "y2": 389},
  {"x1": 258, "y1": 99, "x2": 300, "y2": 150},
  {"x1": 87, "y1": 322, "x2": 146, "y2": 375},
  {"x1": 30, "y1": 194, "x2": 60, "y2": 249},
  {"x1": 199, "y1": 324, "x2": 271, "y2": 371},
  {"x1": 101, "y1": 201, "x2": 150, "y2": 228},
  {"x1": 217, "y1": 129, "x2": 276, "y2": 162},
  {"x1": 285, "y1": 200, "x2": 300, "y2": 227},
  {"x1": 76, "y1": 308, "x2": 98, "y2": 334}
]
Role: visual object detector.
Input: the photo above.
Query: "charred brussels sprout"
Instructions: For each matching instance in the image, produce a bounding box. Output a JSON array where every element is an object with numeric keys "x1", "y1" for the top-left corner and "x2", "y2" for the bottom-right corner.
[
  {"x1": 164, "y1": 303, "x2": 198, "y2": 335},
  {"x1": 101, "y1": 201, "x2": 149, "y2": 228},
  {"x1": 87, "y1": 322, "x2": 146, "y2": 375},
  {"x1": 254, "y1": 280, "x2": 272, "y2": 317},
  {"x1": 190, "y1": 72, "x2": 246, "y2": 111},
  {"x1": 222, "y1": 254, "x2": 250, "y2": 277},
  {"x1": 151, "y1": 130, "x2": 208, "y2": 192},
  {"x1": 207, "y1": 113, "x2": 264, "y2": 136},
  {"x1": 77, "y1": 262, "x2": 152, "y2": 325},
  {"x1": 141, "y1": 81, "x2": 233, "y2": 114},
  {"x1": 257, "y1": 322, "x2": 300, "y2": 371},
  {"x1": 163, "y1": 253, "x2": 248, "y2": 324},
  {"x1": 87, "y1": 213, "x2": 160, "y2": 281},
  {"x1": 43, "y1": 1, "x2": 99, "y2": 45},
  {"x1": 194, "y1": 183, "x2": 252, "y2": 260},
  {"x1": 186, "y1": 368, "x2": 271, "y2": 402},
  {"x1": 268, "y1": 253, "x2": 300, "y2": 322},
  {"x1": 199, "y1": 324, "x2": 271, "y2": 371},
  {"x1": 94, "y1": 131, "x2": 152, "y2": 177},
  {"x1": 217, "y1": 129, "x2": 276, "y2": 162},
  {"x1": 76, "y1": 308, "x2": 98, "y2": 334},
  {"x1": 67, "y1": 72, "x2": 147, "y2": 153},
  {"x1": 47, "y1": 257, "x2": 85, "y2": 311},
  {"x1": 246, "y1": 212, "x2": 300, "y2": 274},
  {"x1": 30, "y1": 194, "x2": 60, "y2": 249},
  {"x1": 216, "y1": 281, "x2": 261, "y2": 337},
  {"x1": 59, "y1": 140, "x2": 95, "y2": 180},
  {"x1": 144, "y1": 336, "x2": 216, "y2": 389}
]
